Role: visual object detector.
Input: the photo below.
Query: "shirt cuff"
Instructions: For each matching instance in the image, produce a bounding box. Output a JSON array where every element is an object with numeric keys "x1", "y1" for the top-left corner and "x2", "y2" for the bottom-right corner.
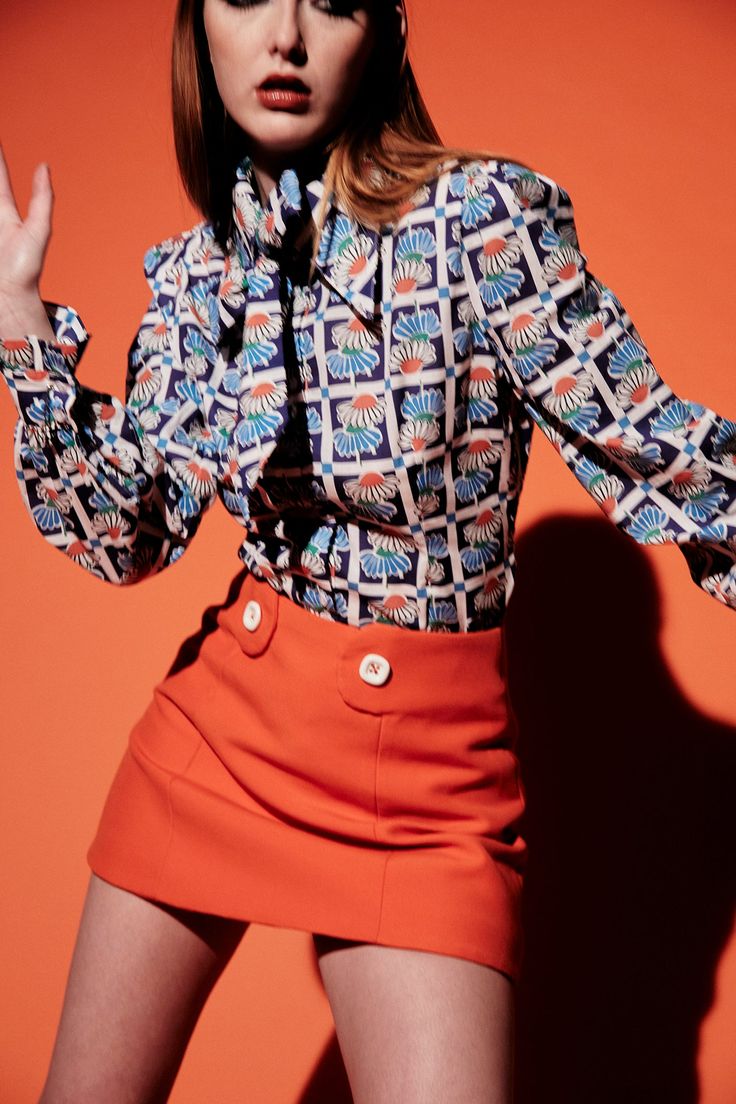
[{"x1": 0, "y1": 303, "x2": 90, "y2": 381}]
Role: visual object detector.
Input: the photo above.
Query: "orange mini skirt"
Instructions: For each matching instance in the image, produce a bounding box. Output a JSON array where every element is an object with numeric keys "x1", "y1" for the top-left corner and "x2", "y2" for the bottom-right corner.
[{"x1": 86, "y1": 568, "x2": 528, "y2": 983}]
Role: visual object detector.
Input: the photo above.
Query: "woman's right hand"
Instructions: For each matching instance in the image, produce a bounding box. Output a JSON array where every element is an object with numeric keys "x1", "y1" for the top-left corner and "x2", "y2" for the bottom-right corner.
[{"x1": 0, "y1": 145, "x2": 56, "y2": 341}]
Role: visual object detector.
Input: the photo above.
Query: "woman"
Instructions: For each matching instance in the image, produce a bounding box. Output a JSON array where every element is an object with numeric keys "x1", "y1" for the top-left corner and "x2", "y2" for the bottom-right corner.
[{"x1": 1, "y1": 0, "x2": 734, "y2": 1101}]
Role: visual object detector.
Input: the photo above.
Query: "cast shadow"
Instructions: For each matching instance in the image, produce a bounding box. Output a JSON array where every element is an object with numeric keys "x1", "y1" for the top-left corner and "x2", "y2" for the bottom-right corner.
[
  {"x1": 164, "y1": 566, "x2": 249, "y2": 679},
  {"x1": 504, "y1": 515, "x2": 736, "y2": 1104},
  {"x1": 293, "y1": 514, "x2": 736, "y2": 1104},
  {"x1": 298, "y1": 1035, "x2": 354, "y2": 1104}
]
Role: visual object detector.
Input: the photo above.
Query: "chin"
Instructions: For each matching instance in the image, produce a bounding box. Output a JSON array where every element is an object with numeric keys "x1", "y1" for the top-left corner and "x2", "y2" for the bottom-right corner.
[
  {"x1": 262, "y1": 137, "x2": 321, "y2": 154},
  {"x1": 247, "y1": 130, "x2": 330, "y2": 161}
]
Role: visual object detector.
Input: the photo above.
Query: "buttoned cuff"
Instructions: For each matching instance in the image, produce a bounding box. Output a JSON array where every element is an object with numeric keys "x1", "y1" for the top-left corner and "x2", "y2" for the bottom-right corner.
[{"x1": 0, "y1": 303, "x2": 90, "y2": 381}]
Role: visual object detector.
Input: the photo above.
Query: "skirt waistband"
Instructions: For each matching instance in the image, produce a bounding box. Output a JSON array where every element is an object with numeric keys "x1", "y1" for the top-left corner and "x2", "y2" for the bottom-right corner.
[{"x1": 215, "y1": 570, "x2": 512, "y2": 724}]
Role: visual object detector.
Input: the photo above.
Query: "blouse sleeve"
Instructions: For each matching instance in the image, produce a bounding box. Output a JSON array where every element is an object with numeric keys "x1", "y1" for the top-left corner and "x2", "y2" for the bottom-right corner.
[
  {"x1": 0, "y1": 226, "x2": 219, "y2": 584},
  {"x1": 457, "y1": 161, "x2": 736, "y2": 611}
]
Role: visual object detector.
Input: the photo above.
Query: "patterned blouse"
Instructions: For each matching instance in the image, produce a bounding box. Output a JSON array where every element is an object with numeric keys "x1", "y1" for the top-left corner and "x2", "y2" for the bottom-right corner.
[{"x1": 2, "y1": 154, "x2": 735, "y2": 631}]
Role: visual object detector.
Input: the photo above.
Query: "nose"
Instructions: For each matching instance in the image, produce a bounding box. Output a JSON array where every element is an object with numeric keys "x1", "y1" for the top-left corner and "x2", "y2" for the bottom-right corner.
[{"x1": 270, "y1": 0, "x2": 307, "y2": 63}]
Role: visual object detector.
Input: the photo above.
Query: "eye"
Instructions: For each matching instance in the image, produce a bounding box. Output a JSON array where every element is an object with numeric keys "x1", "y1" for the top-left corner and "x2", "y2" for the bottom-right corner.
[
  {"x1": 219, "y1": 0, "x2": 361, "y2": 13},
  {"x1": 312, "y1": 0, "x2": 361, "y2": 17}
]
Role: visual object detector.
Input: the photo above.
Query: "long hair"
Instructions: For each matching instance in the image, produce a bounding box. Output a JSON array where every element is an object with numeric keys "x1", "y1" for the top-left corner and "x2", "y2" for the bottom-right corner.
[{"x1": 172, "y1": 0, "x2": 534, "y2": 254}]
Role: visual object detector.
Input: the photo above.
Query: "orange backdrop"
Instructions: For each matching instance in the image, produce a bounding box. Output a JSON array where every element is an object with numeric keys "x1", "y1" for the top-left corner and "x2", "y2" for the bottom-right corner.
[{"x1": 1, "y1": 1, "x2": 735, "y2": 1101}]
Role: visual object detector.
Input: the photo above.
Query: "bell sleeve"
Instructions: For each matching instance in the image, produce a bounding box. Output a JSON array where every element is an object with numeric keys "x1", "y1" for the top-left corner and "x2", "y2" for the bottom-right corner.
[
  {"x1": 0, "y1": 226, "x2": 219, "y2": 584},
  {"x1": 457, "y1": 161, "x2": 736, "y2": 611}
]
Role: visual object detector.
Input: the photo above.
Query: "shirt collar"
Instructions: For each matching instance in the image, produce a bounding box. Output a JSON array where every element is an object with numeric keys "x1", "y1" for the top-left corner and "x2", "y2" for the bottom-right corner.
[{"x1": 227, "y1": 153, "x2": 382, "y2": 324}]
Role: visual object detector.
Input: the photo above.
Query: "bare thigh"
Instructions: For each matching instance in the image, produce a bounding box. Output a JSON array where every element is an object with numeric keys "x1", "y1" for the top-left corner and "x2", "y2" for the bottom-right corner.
[
  {"x1": 313, "y1": 936, "x2": 515, "y2": 1104},
  {"x1": 40, "y1": 872, "x2": 249, "y2": 1104}
]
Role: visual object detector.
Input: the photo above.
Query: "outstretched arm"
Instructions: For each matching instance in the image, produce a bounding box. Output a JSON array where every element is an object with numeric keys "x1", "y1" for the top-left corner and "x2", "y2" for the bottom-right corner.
[
  {"x1": 457, "y1": 160, "x2": 736, "y2": 610},
  {"x1": 0, "y1": 149, "x2": 219, "y2": 584}
]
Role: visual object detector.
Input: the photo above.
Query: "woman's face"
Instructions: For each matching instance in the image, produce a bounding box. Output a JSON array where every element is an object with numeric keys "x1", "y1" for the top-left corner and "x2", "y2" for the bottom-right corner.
[{"x1": 203, "y1": 0, "x2": 377, "y2": 171}]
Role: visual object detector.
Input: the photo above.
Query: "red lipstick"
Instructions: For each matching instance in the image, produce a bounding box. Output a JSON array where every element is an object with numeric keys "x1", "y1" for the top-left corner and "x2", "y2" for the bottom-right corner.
[{"x1": 257, "y1": 73, "x2": 311, "y2": 112}]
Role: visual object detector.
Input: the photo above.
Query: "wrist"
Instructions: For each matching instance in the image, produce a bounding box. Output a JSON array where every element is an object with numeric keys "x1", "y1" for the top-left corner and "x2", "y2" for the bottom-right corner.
[{"x1": 0, "y1": 291, "x2": 56, "y2": 343}]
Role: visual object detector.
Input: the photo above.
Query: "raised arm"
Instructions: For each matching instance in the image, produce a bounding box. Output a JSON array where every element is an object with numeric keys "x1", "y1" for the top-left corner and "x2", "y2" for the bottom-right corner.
[
  {"x1": 456, "y1": 159, "x2": 736, "y2": 611},
  {"x1": 0, "y1": 149, "x2": 219, "y2": 584}
]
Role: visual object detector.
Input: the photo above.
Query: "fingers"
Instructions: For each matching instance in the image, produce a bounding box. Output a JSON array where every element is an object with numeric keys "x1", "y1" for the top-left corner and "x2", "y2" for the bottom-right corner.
[
  {"x1": 26, "y1": 162, "x2": 53, "y2": 243},
  {"x1": 0, "y1": 147, "x2": 53, "y2": 253}
]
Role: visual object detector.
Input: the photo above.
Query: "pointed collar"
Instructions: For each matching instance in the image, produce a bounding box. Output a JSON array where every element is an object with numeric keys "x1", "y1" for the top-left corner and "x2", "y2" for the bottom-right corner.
[{"x1": 227, "y1": 154, "x2": 383, "y2": 323}]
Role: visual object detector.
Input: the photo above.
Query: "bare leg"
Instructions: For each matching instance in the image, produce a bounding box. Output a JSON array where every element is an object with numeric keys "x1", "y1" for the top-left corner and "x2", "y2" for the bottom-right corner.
[
  {"x1": 313, "y1": 935, "x2": 515, "y2": 1104},
  {"x1": 39, "y1": 872, "x2": 249, "y2": 1104}
]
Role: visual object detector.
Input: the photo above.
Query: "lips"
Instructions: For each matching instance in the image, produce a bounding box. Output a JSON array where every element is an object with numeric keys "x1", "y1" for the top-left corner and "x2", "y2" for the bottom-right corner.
[
  {"x1": 259, "y1": 74, "x2": 311, "y2": 93},
  {"x1": 256, "y1": 73, "x2": 311, "y2": 113}
]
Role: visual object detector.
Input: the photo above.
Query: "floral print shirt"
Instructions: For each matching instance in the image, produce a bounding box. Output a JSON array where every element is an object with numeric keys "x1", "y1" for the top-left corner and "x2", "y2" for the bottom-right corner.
[{"x1": 2, "y1": 154, "x2": 735, "y2": 631}]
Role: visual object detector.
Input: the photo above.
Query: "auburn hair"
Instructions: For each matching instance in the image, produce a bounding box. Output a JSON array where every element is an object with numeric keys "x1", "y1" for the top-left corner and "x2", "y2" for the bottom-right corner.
[{"x1": 172, "y1": 0, "x2": 535, "y2": 256}]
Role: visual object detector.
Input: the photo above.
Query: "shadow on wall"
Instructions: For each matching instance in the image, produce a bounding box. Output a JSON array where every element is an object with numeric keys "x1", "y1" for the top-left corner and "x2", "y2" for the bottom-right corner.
[
  {"x1": 166, "y1": 519, "x2": 736, "y2": 1104},
  {"x1": 504, "y1": 515, "x2": 736, "y2": 1104}
]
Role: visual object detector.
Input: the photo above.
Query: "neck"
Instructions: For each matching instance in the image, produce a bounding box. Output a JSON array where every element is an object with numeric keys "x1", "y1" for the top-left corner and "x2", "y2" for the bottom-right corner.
[
  {"x1": 250, "y1": 160, "x2": 279, "y2": 204},
  {"x1": 248, "y1": 144, "x2": 331, "y2": 204}
]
